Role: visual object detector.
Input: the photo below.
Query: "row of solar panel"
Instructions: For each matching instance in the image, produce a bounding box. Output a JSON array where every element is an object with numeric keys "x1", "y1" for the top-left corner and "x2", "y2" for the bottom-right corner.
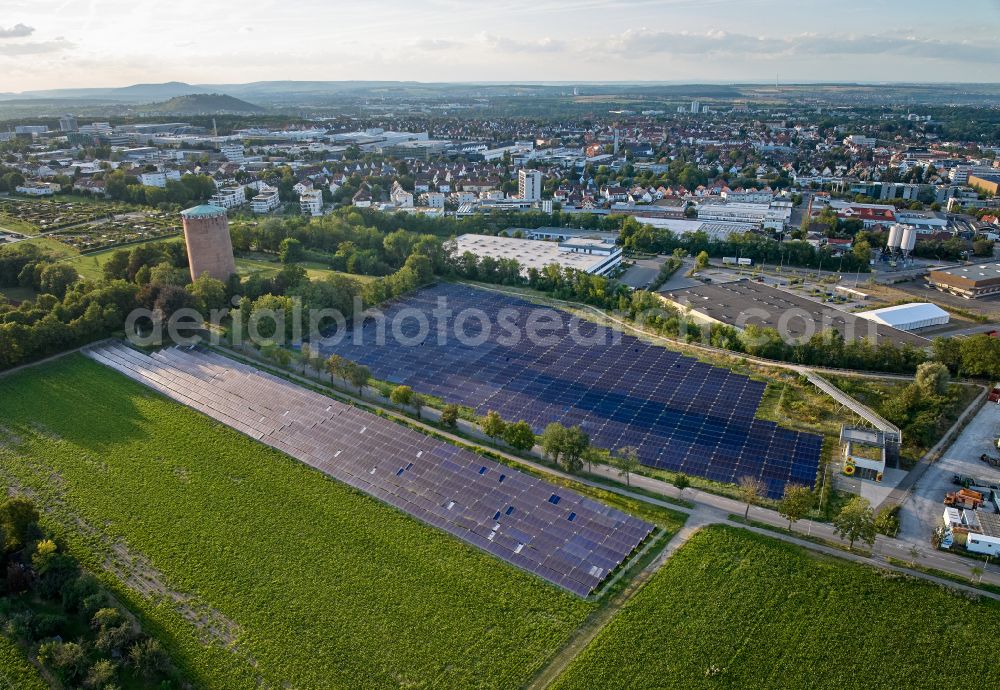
[
  {"x1": 85, "y1": 344, "x2": 654, "y2": 596},
  {"x1": 327, "y1": 283, "x2": 823, "y2": 499}
]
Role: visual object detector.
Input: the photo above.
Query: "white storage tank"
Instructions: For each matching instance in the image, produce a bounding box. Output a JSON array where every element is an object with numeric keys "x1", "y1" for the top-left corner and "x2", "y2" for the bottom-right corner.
[
  {"x1": 887, "y1": 224, "x2": 903, "y2": 249},
  {"x1": 901, "y1": 226, "x2": 917, "y2": 253}
]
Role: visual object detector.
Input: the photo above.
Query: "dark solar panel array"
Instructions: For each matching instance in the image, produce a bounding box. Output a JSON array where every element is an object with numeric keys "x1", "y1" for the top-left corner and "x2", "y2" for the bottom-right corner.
[
  {"x1": 328, "y1": 283, "x2": 822, "y2": 499},
  {"x1": 85, "y1": 344, "x2": 653, "y2": 596}
]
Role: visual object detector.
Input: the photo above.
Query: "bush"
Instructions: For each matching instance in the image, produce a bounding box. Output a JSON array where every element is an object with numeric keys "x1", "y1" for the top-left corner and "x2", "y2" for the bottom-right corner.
[
  {"x1": 389, "y1": 385, "x2": 414, "y2": 407},
  {"x1": 31, "y1": 612, "x2": 68, "y2": 640},
  {"x1": 38, "y1": 641, "x2": 87, "y2": 683},
  {"x1": 128, "y1": 638, "x2": 168, "y2": 678},
  {"x1": 440, "y1": 404, "x2": 459, "y2": 428},
  {"x1": 874, "y1": 504, "x2": 901, "y2": 536}
]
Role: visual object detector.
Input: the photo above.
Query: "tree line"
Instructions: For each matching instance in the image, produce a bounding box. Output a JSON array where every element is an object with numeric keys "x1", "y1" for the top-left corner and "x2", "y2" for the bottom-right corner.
[
  {"x1": 619, "y1": 217, "x2": 873, "y2": 273},
  {"x1": 0, "y1": 496, "x2": 183, "y2": 687}
]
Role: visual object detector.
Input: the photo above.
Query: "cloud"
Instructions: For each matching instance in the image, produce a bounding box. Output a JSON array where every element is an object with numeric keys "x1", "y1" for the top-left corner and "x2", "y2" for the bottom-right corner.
[
  {"x1": 603, "y1": 29, "x2": 1000, "y2": 63},
  {"x1": 412, "y1": 38, "x2": 460, "y2": 51},
  {"x1": 0, "y1": 22, "x2": 34, "y2": 38},
  {"x1": 0, "y1": 38, "x2": 73, "y2": 56},
  {"x1": 475, "y1": 32, "x2": 567, "y2": 53}
]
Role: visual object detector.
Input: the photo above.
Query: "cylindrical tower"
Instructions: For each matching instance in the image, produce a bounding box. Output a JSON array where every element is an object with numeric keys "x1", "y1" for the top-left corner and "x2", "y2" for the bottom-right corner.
[{"x1": 180, "y1": 205, "x2": 236, "y2": 282}]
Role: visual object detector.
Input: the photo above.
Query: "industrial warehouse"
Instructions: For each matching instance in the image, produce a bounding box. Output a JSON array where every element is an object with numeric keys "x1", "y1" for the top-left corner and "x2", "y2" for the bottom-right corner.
[
  {"x1": 661, "y1": 280, "x2": 930, "y2": 347},
  {"x1": 927, "y1": 261, "x2": 1000, "y2": 299},
  {"x1": 451, "y1": 233, "x2": 622, "y2": 276}
]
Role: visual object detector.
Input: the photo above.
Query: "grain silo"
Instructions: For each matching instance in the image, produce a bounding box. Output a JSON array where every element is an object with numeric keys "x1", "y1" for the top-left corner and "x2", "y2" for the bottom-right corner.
[{"x1": 180, "y1": 205, "x2": 236, "y2": 282}]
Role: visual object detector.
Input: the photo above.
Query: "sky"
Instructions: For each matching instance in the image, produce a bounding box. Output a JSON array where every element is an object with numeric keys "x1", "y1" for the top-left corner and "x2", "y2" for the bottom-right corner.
[{"x1": 1, "y1": 0, "x2": 999, "y2": 92}]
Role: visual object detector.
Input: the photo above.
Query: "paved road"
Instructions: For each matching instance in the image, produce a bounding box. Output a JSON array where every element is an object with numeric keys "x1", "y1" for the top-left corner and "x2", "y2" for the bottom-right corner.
[
  {"x1": 937, "y1": 323, "x2": 1000, "y2": 338},
  {"x1": 899, "y1": 401, "x2": 1000, "y2": 543}
]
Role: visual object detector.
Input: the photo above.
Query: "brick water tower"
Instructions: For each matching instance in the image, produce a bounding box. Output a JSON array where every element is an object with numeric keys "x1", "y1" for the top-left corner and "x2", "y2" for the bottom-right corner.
[{"x1": 180, "y1": 205, "x2": 236, "y2": 281}]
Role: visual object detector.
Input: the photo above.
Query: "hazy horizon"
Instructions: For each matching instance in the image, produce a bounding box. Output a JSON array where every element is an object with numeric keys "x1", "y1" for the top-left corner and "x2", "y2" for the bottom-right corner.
[{"x1": 7, "y1": 77, "x2": 1000, "y2": 96}]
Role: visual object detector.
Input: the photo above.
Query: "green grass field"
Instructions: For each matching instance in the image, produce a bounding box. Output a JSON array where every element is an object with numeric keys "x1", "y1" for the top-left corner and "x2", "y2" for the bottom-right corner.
[
  {"x1": 61, "y1": 236, "x2": 185, "y2": 281},
  {"x1": 0, "y1": 356, "x2": 594, "y2": 689},
  {"x1": 552, "y1": 525, "x2": 1000, "y2": 690},
  {"x1": 0, "y1": 635, "x2": 47, "y2": 690},
  {"x1": 235, "y1": 254, "x2": 375, "y2": 283},
  {"x1": 0, "y1": 285, "x2": 37, "y2": 303},
  {"x1": 10, "y1": 236, "x2": 80, "y2": 260},
  {"x1": 0, "y1": 214, "x2": 40, "y2": 235}
]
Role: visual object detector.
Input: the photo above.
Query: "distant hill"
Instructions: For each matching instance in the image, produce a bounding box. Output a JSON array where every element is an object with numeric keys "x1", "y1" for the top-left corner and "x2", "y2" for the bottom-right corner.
[
  {"x1": 11, "y1": 81, "x2": 200, "y2": 102},
  {"x1": 137, "y1": 93, "x2": 265, "y2": 114}
]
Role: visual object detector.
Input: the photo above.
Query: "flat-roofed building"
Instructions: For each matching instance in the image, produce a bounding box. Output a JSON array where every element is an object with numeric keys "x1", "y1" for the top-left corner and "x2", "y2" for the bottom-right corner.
[
  {"x1": 452, "y1": 233, "x2": 622, "y2": 276},
  {"x1": 299, "y1": 189, "x2": 323, "y2": 217},
  {"x1": 661, "y1": 279, "x2": 930, "y2": 347},
  {"x1": 696, "y1": 201, "x2": 791, "y2": 230},
  {"x1": 518, "y1": 169, "x2": 543, "y2": 201},
  {"x1": 966, "y1": 512, "x2": 1000, "y2": 557},
  {"x1": 251, "y1": 188, "x2": 281, "y2": 214},
  {"x1": 856, "y1": 303, "x2": 949, "y2": 331},
  {"x1": 840, "y1": 427, "x2": 888, "y2": 482},
  {"x1": 927, "y1": 262, "x2": 1000, "y2": 299},
  {"x1": 209, "y1": 185, "x2": 247, "y2": 209},
  {"x1": 968, "y1": 173, "x2": 1000, "y2": 195}
]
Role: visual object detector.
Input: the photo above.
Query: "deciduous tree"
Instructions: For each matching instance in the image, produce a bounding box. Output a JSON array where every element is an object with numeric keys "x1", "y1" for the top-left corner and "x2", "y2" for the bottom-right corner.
[
  {"x1": 614, "y1": 446, "x2": 640, "y2": 486},
  {"x1": 738, "y1": 475, "x2": 765, "y2": 519},
  {"x1": 440, "y1": 404, "x2": 459, "y2": 428},
  {"x1": 481, "y1": 410, "x2": 507, "y2": 442},
  {"x1": 503, "y1": 420, "x2": 536, "y2": 451},
  {"x1": 777, "y1": 484, "x2": 814, "y2": 530},
  {"x1": 833, "y1": 496, "x2": 877, "y2": 550}
]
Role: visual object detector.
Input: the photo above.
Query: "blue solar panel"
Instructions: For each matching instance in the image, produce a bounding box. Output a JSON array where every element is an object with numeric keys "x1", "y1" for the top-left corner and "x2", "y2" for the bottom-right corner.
[{"x1": 324, "y1": 283, "x2": 822, "y2": 498}]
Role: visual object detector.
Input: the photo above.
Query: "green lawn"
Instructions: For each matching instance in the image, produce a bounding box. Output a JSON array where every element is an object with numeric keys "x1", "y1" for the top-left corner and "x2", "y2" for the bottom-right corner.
[
  {"x1": 13, "y1": 236, "x2": 80, "y2": 260},
  {"x1": 62, "y1": 236, "x2": 184, "y2": 281},
  {"x1": 236, "y1": 254, "x2": 376, "y2": 283},
  {"x1": 552, "y1": 525, "x2": 1000, "y2": 690},
  {"x1": 0, "y1": 285, "x2": 37, "y2": 303},
  {"x1": 0, "y1": 356, "x2": 593, "y2": 689},
  {"x1": 0, "y1": 214, "x2": 40, "y2": 235},
  {"x1": 0, "y1": 635, "x2": 47, "y2": 690}
]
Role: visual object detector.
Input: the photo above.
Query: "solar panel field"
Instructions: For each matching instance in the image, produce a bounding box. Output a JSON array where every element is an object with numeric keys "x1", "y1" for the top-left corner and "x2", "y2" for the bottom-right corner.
[
  {"x1": 84, "y1": 344, "x2": 654, "y2": 596},
  {"x1": 0, "y1": 355, "x2": 614, "y2": 689},
  {"x1": 551, "y1": 525, "x2": 1000, "y2": 689},
  {"x1": 329, "y1": 283, "x2": 823, "y2": 498}
]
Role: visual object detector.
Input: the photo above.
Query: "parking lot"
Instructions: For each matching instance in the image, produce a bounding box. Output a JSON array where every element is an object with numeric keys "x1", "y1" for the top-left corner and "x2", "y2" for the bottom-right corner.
[
  {"x1": 620, "y1": 257, "x2": 700, "y2": 291},
  {"x1": 898, "y1": 401, "x2": 1000, "y2": 543}
]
